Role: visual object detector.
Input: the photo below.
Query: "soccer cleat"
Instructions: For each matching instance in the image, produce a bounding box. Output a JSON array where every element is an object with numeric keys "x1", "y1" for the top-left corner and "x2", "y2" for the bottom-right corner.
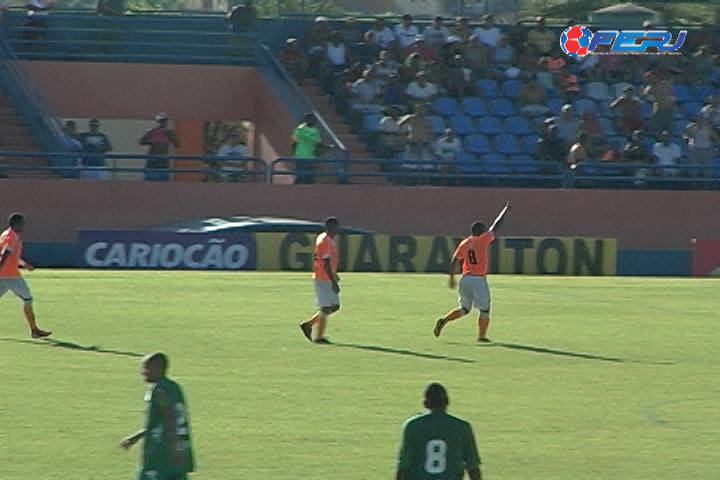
[
  {"x1": 477, "y1": 337, "x2": 492, "y2": 344},
  {"x1": 31, "y1": 329, "x2": 52, "y2": 339},
  {"x1": 299, "y1": 323, "x2": 313, "y2": 342},
  {"x1": 313, "y1": 337, "x2": 331, "y2": 345},
  {"x1": 433, "y1": 318, "x2": 446, "y2": 338}
]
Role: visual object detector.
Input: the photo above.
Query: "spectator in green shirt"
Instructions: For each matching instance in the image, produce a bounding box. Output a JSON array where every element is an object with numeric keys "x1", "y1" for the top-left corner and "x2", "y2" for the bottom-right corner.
[{"x1": 292, "y1": 114, "x2": 322, "y2": 184}]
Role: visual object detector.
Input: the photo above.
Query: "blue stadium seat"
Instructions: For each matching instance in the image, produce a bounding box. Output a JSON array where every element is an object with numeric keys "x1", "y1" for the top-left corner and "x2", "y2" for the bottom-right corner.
[
  {"x1": 464, "y1": 134, "x2": 493, "y2": 155},
  {"x1": 483, "y1": 153, "x2": 511, "y2": 174},
  {"x1": 671, "y1": 84, "x2": 692, "y2": 103},
  {"x1": 461, "y1": 97, "x2": 488, "y2": 117},
  {"x1": 495, "y1": 134, "x2": 522, "y2": 155},
  {"x1": 506, "y1": 116, "x2": 533, "y2": 135},
  {"x1": 693, "y1": 84, "x2": 715, "y2": 103},
  {"x1": 712, "y1": 157, "x2": 720, "y2": 178},
  {"x1": 489, "y1": 98, "x2": 516, "y2": 117},
  {"x1": 598, "y1": 117, "x2": 615, "y2": 136},
  {"x1": 574, "y1": 98, "x2": 597, "y2": 115},
  {"x1": 476, "y1": 79, "x2": 501, "y2": 98},
  {"x1": 548, "y1": 98, "x2": 564, "y2": 116},
  {"x1": 456, "y1": 153, "x2": 483, "y2": 174},
  {"x1": 682, "y1": 102, "x2": 703, "y2": 118},
  {"x1": 510, "y1": 154, "x2": 539, "y2": 174},
  {"x1": 362, "y1": 113, "x2": 383, "y2": 133},
  {"x1": 477, "y1": 116, "x2": 504, "y2": 136},
  {"x1": 640, "y1": 102, "x2": 652, "y2": 119},
  {"x1": 673, "y1": 119, "x2": 687, "y2": 137},
  {"x1": 433, "y1": 97, "x2": 461, "y2": 117},
  {"x1": 502, "y1": 80, "x2": 523, "y2": 99},
  {"x1": 449, "y1": 116, "x2": 476, "y2": 136},
  {"x1": 428, "y1": 116, "x2": 447, "y2": 135},
  {"x1": 521, "y1": 135, "x2": 540, "y2": 155}
]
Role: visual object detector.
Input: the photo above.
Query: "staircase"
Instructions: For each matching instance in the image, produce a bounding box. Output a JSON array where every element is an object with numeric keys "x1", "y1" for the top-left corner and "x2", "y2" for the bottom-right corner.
[
  {"x1": 0, "y1": 92, "x2": 50, "y2": 178},
  {"x1": 299, "y1": 82, "x2": 386, "y2": 185}
]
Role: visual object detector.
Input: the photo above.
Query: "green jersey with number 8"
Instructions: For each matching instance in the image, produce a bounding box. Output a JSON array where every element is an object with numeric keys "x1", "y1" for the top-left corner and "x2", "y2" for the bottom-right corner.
[
  {"x1": 397, "y1": 411, "x2": 481, "y2": 480},
  {"x1": 142, "y1": 377, "x2": 195, "y2": 479}
]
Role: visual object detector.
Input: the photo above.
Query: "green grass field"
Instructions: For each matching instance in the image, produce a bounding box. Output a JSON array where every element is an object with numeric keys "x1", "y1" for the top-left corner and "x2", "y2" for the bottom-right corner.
[{"x1": 1, "y1": 271, "x2": 718, "y2": 480}]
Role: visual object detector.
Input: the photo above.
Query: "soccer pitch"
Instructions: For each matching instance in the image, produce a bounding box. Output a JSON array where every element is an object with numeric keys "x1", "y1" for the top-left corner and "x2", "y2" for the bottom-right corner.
[{"x1": 0, "y1": 271, "x2": 718, "y2": 480}]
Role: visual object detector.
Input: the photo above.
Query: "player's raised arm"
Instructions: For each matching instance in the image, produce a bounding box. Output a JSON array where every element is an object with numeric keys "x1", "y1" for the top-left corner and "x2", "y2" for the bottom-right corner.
[{"x1": 488, "y1": 201, "x2": 511, "y2": 234}]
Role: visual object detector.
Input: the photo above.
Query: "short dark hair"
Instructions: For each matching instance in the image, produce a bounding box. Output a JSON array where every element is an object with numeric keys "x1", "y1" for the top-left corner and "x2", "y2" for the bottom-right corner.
[
  {"x1": 144, "y1": 352, "x2": 169, "y2": 373},
  {"x1": 325, "y1": 216, "x2": 339, "y2": 228},
  {"x1": 424, "y1": 383, "x2": 449, "y2": 410},
  {"x1": 8, "y1": 213, "x2": 24, "y2": 227},
  {"x1": 471, "y1": 221, "x2": 486, "y2": 235},
  {"x1": 303, "y1": 113, "x2": 315, "y2": 125}
]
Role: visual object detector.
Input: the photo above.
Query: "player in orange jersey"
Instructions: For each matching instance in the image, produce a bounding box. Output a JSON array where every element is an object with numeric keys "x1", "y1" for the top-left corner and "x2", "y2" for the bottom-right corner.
[
  {"x1": 434, "y1": 202, "x2": 511, "y2": 343},
  {"x1": 0, "y1": 213, "x2": 52, "y2": 339},
  {"x1": 299, "y1": 217, "x2": 341, "y2": 344}
]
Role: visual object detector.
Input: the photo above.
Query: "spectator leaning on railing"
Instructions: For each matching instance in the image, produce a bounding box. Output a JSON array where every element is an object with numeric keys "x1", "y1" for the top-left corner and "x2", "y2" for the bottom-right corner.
[
  {"x1": 78, "y1": 119, "x2": 112, "y2": 180},
  {"x1": 139, "y1": 113, "x2": 180, "y2": 182},
  {"x1": 652, "y1": 130, "x2": 683, "y2": 177},
  {"x1": 292, "y1": 114, "x2": 322, "y2": 184}
]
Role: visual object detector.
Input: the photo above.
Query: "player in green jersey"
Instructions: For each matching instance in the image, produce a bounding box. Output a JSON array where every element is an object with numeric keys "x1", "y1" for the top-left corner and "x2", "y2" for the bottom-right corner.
[
  {"x1": 396, "y1": 383, "x2": 482, "y2": 480},
  {"x1": 120, "y1": 352, "x2": 195, "y2": 480}
]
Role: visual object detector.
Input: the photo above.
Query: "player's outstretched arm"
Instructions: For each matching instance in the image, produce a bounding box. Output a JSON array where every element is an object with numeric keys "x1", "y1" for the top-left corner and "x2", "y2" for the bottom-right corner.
[
  {"x1": 119, "y1": 429, "x2": 146, "y2": 449},
  {"x1": 489, "y1": 201, "x2": 511, "y2": 234},
  {"x1": 448, "y1": 256, "x2": 460, "y2": 289},
  {"x1": 20, "y1": 258, "x2": 35, "y2": 271}
]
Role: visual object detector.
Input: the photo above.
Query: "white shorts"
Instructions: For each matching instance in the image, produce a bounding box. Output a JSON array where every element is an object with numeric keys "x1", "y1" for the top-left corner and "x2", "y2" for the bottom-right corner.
[
  {"x1": 458, "y1": 275, "x2": 490, "y2": 313},
  {"x1": 0, "y1": 277, "x2": 32, "y2": 301},
  {"x1": 314, "y1": 279, "x2": 340, "y2": 308}
]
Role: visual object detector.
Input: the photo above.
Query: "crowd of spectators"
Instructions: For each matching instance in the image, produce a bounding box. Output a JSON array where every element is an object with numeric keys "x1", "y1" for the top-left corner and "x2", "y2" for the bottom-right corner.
[{"x1": 278, "y1": 14, "x2": 720, "y2": 184}]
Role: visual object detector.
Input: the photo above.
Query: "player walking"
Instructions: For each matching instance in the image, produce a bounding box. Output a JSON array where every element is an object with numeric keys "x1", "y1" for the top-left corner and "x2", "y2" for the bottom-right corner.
[
  {"x1": 395, "y1": 383, "x2": 483, "y2": 480},
  {"x1": 121, "y1": 353, "x2": 195, "y2": 480},
  {"x1": 299, "y1": 217, "x2": 341, "y2": 344},
  {"x1": 0, "y1": 213, "x2": 51, "y2": 338},
  {"x1": 434, "y1": 202, "x2": 511, "y2": 343}
]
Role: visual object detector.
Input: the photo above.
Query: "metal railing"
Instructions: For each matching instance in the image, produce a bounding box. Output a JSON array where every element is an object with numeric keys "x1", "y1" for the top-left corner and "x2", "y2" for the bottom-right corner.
[
  {"x1": 269, "y1": 157, "x2": 720, "y2": 189},
  {"x1": 259, "y1": 44, "x2": 348, "y2": 157},
  {"x1": 0, "y1": 151, "x2": 269, "y2": 182},
  {"x1": 0, "y1": 36, "x2": 67, "y2": 153}
]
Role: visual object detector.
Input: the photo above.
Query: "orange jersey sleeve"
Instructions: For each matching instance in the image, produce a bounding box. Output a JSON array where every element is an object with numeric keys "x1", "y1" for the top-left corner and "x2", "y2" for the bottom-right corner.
[{"x1": 0, "y1": 229, "x2": 22, "y2": 278}]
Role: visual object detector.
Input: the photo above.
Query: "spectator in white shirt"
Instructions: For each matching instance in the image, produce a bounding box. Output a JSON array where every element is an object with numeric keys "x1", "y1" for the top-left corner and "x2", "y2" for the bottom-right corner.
[
  {"x1": 211, "y1": 130, "x2": 248, "y2": 182},
  {"x1": 378, "y1": 106, "x2": 404, "y2": 160},
  {"x1": 405, "y1": 72, "x2": 439, "y2": 104},
  {"x1": 325, "y1": 31, "x2": 348, "y2": 69},
  {"x1": 394, "y1": 14, "x2": 419, "y2": 50},
  {"x1": 434, "y1": 128, "x2": 462, "y2": 172},
  {"x1": 652, "y1": 130, "x2": 683, "y2": 177},
  {"x1": 349, "y1": 69, "x2": 384, "y2": 113},
  {"x1": 423, "y1": 16, "x2": 449, "y2": 52},
  {"x1": 473, "y1": 14, "x2": 501, "y2": 49},
  {"x1": 365, "y1": 17, "x2": 395, "y2": 50}
]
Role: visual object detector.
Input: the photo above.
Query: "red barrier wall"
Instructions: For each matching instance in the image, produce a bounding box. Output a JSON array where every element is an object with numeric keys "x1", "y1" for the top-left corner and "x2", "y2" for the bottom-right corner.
[
  {"x1": 23, "y1": 62, "x2": 296, "y2": 161},
  {"x1": 2, "y1": 181, "x2": 719, "y2": 249}
]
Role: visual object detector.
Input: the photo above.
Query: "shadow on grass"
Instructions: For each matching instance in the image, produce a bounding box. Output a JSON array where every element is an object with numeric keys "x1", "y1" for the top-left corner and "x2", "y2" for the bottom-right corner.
[
  {"x1": 446, "y1": 340, "x2": 625, "y2": 363},
  {"x1": 494, "y1": 342, "x2": 624, "y2": 363},
  {"x1": 331, "y1": 342, "x2": 476, "y2": 364},
  {"x1": 0, "y1": 337, "x2": 144, "y2": 358}
]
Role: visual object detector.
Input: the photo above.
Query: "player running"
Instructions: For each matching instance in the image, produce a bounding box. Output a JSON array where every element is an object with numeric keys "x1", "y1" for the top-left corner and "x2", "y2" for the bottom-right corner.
[
  {"x1": 121, "y1": 352, "x2": 195, "y2": 480},
  {"x1": 434, "y1": 202, "x2": 511, "y2": 343},
  {"x1": 0, "y1": 213, "x2": 51, "y2": 339},
  {"x1": 299, "y1": 217, "x2": 340, "y2": 344},
  {"x1": 395, "y1": 383, "x2": 483, "y2": 480}
]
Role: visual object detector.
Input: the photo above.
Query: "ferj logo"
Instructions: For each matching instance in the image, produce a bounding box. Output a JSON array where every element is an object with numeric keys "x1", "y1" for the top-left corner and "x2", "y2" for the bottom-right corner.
[{"x1": 560, "y1": 25, "x2": 687, "y2": 56}]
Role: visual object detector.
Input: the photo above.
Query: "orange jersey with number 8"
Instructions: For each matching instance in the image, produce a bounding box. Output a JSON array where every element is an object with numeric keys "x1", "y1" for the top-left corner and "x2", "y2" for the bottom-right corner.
[{"x1": 453, "y1": 232, "x2": 495, "y2": 276}]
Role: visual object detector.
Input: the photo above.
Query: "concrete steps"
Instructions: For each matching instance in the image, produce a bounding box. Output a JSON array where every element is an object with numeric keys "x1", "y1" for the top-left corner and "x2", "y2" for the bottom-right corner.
[{"x1": 299, "y1": 82, "x2": 386, "y2": 185}]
